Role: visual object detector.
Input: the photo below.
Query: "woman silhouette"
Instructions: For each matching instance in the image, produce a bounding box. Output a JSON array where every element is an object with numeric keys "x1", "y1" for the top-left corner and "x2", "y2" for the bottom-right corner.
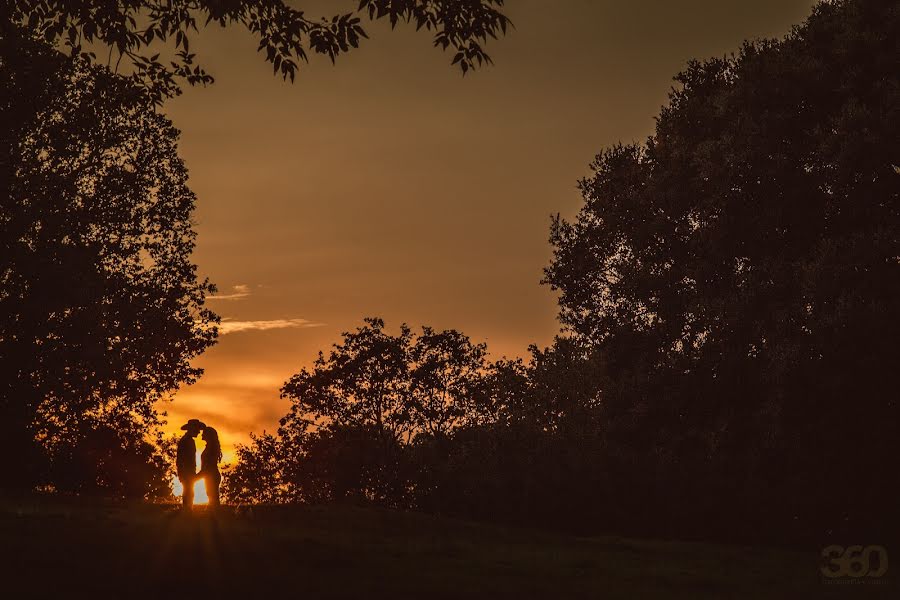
[{"x1": 200, "y1": 426, "x2": 223, "y2": 508}]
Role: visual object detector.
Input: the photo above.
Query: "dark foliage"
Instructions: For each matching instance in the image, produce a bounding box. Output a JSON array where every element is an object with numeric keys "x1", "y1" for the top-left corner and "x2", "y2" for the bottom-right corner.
[
  {"x1": 222, "y1": 432, "x2": 288, "y2": 504},
  {"x1": 48, "y1": 423, "x2": 173, "y2": 499},
  {"x1": 543, "y1": 0, "x2": 899, "y2": 541},
  {"x1": 0, "y1": 30, "x2": 217, "y2": 497},
  {"x1": 228, "y1": 318, "x2": 491, "y2": 507},
  {"x1": 5, "y1": 0, "x2": 511, "y2": 103},
  {"x1": 226, "y1": 318, "x2": 605, "y2": 524},
  {"x1": 229, "y1": 0, "x2": 898, "y2": 544}
]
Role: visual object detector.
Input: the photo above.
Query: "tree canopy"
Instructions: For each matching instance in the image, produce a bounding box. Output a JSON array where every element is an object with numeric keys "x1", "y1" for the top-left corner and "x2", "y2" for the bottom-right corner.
[
  {"x1": 0, "y1": 34, "x2": 217, "y2": 495},
  {"x1": 543, "y1": 0, "x2": 898, "y2": 538},
  {"x1": 6, "y1": 0, "x2": 512, "y2": 102},
  {"x1": 280, "y1": 318, "x2": 489, "y2": 442},
  {"x1": 227, "y1": 318, "x2": 507, "y2": 505}
]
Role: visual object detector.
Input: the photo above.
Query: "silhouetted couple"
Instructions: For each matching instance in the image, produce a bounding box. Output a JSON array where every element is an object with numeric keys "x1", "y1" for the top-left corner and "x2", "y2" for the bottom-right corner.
[{"x1": 176, "y1": 419, "x2": 222, "y2": 509}]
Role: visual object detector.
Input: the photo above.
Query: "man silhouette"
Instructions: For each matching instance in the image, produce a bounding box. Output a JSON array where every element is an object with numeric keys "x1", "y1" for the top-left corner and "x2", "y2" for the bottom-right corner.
[{"x1": 176, "y1": 419, "x2": 206, "y2": 509}]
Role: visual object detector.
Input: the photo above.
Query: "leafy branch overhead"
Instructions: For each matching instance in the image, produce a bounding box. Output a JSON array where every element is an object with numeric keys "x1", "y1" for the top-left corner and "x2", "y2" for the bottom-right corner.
[{"x1": 9, "y1": 0, "x2": 512, "y2": 103}]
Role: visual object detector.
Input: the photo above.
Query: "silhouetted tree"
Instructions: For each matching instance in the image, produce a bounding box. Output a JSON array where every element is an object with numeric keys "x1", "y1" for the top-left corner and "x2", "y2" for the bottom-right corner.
[
  {"x1": 281, "y1": 318, "x2": 415, "y2": 445},
  {"x1": 227, "y1": 318, "x2": 492, "y2": 505},
  {"x1": 49, "y1": 421, "x2": 173, "y2": 499},
  {"x1": 279, "y1": 318, "x2": 493, "y2": 437},
  {"x1": 408, "y1": 326, "x2": 488, "y2": 437},
  {"x1": 466, "y1": 356, "x2": 529, "y2": 426},
  {"x1": 0, "y1": 33, "x2": 217, "y2": 494},
  {"x1": 224, "y1": 432, "x2": 292, "y2": 505},
  {"x1": 543, "y1": 0, "x2": 899, "y2": 540},
  {"x1": 6, "y1": 0, "x2": 511, "y2": 103},
  {"x1": 408, "y1": 337, "x2": 608, "y2": 524}
]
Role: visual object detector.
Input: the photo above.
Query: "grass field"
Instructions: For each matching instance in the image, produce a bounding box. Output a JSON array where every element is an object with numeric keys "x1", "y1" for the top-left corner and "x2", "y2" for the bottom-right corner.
[{"x1": 0, "y1": 498, "x2": 893, "y2": 599}]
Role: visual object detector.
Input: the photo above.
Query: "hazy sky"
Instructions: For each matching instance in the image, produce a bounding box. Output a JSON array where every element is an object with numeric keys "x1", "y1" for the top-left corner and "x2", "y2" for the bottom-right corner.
[{"x1": 160, "y1": 0, "x2": 817, "y2": 459}]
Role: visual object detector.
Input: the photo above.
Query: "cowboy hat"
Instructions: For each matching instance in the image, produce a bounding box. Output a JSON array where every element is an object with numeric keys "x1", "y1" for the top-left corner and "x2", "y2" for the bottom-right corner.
[{"x1": 180, "y1": 418, "x2": 207, "y2": 431}]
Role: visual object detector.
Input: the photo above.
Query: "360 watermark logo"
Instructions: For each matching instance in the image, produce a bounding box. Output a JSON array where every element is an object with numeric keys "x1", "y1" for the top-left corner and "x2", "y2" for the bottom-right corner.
[{"x1": 820, "y1": 545, "x2": 889, "y2": 583}]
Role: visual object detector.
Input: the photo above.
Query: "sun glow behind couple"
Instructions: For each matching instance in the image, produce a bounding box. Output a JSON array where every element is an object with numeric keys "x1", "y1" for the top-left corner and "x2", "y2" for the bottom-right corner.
[{"x1": 172, "y1": 447, "x2": 211, "y2": 505}]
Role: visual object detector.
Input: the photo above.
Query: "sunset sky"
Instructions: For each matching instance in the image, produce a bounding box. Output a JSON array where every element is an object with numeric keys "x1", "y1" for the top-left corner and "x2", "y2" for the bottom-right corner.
[{"x1": 160, "y1": 0, "x2": 817, "y2": 460}]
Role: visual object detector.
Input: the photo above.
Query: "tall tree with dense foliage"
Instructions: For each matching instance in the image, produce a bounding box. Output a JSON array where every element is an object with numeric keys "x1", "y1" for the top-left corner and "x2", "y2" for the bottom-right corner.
[
  {"x1": 543, "y1": 0, "x2": 899, "y2": 538},
  {"x1": 0, "y1": 34, "x2": 217, "y2": 494}
]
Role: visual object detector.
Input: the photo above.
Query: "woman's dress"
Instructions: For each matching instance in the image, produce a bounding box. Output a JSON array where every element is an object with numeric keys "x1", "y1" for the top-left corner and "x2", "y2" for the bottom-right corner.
[{"x1": 200, "y1": 447, "x2": 221, "y2": 507}]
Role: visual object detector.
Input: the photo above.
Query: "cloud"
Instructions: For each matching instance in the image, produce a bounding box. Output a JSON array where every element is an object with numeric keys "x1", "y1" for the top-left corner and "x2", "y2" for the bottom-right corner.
[
  {"x1": 218, "y1": 318, "x2": 324, "y2": 335},
  {"x1": 208, "y1": 284, "x2": 251, "y2": 301}
]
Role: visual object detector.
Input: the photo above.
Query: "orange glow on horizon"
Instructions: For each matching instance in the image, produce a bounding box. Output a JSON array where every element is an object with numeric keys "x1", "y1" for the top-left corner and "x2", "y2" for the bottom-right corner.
[
  {"x1": 172, "y1": 476, "x2": 209, "y2": 505},
  {"x1": 171, "y1": 475, "x2": 210, "y2": 505}
]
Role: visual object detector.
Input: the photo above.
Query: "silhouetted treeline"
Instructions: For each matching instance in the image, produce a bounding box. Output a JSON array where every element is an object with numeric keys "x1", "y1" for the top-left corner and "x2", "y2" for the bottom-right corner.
[{"x1": 227, "y1": 0, "x2": 899, "y2": 544}]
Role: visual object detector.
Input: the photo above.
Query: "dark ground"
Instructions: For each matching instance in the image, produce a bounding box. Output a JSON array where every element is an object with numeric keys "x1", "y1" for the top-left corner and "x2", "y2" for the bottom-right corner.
[{"x1": 0, "y1": 497, "x2": 893, "y2": 599}]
